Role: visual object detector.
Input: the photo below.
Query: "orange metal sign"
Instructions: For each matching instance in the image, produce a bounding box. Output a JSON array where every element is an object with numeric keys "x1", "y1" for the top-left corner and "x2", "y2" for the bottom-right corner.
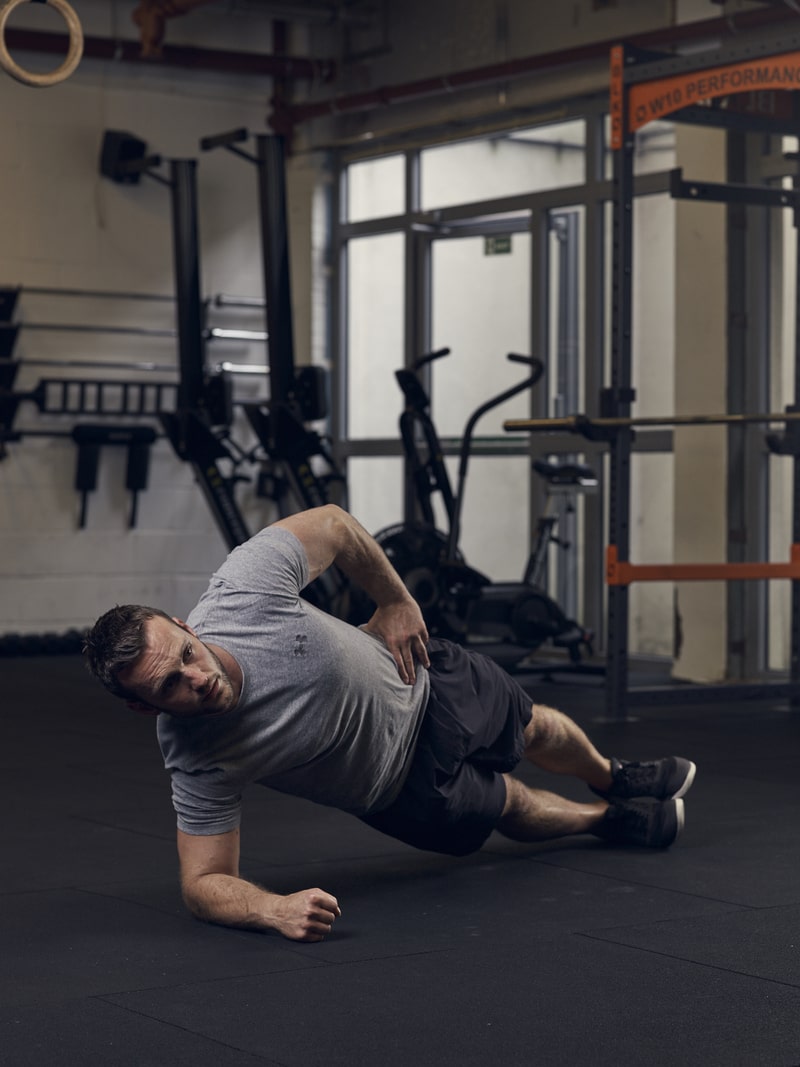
[{"x1": 610, "y1": 46, "x2": 800, "y2": 148}]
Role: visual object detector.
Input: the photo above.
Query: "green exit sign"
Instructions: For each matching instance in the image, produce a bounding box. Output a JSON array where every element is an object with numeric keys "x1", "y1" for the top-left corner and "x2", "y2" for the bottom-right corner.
[{"x1": 484, "y1": 235, "x2": 512, "y2": 255}]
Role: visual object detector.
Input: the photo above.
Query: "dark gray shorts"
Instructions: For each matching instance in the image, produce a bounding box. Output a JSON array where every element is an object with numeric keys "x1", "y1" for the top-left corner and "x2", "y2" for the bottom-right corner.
[{"x1": 361, "y1": 639, "x2": 532, "y2": 856}]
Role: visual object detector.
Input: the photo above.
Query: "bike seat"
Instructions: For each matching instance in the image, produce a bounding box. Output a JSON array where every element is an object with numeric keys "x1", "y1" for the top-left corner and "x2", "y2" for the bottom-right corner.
[{"x1": 533, "y1": 458, "x2": 598, "y2": 487}]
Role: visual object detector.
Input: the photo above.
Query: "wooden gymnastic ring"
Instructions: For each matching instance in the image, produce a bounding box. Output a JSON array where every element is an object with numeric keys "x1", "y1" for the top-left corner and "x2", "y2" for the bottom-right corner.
[{"x1": 0, "y1": 0, "x2": 83, "y2": 87}]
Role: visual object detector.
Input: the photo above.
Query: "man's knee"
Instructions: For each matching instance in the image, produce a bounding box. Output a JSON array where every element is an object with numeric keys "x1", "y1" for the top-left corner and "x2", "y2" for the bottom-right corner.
[
  {"x1": 496, "y1": 775, "x2": 547, "y2": 840},
  {"x1": 522, "y1": 704, "x2": 561, "y2": 752},
  {"x1": 500, "y1": 774, "x2": 526, "y2": 818}
]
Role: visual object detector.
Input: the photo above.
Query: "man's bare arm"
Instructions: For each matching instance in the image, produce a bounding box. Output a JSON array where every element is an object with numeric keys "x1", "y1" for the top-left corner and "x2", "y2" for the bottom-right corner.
[
  {"x1": 177, "y1": 828, "x2": 340, "y2": 942},
  {"x1": 274, "y1": 504, "x2": 430, "y2": 683}
]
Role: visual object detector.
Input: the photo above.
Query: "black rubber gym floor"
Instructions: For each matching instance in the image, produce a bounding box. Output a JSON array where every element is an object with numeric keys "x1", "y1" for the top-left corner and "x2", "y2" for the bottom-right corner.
[{"x1": 4, "y1": 653, "x2": 800, "y2": 1067}]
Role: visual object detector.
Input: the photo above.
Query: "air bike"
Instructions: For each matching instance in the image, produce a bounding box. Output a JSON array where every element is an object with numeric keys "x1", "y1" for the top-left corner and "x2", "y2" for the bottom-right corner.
[{"x1": 373, "y1": 348, "x2": 598, "y2": 674}]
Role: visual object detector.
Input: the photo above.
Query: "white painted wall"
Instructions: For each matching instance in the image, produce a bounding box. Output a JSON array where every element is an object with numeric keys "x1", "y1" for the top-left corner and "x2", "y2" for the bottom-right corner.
[
  {"x1": 629, "y1": 192, "x2": 676, "y2": 658},
  {"x1": 768, "y1": 172, "x2": 796, "y2": 670},
  {"x1": 672, "y1": 125, "x2": 728, "y2": 681},
  {"x1": 0, "y1": 6, "x2": 289, "y2": 635}
]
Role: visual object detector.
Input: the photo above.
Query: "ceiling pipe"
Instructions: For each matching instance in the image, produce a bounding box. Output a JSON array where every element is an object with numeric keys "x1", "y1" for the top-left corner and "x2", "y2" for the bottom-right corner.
[
  {"x1": 2, "y1": 27, "x2": 335, "y2": 81},
  {"x1": 270, "y1": 4, "x2": 799, "y2": 134}
]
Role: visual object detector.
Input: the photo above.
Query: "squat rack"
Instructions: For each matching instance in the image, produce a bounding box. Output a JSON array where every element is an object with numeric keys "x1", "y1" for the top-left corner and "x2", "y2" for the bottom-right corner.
[{"x1": 506, "y1": 31, "x2": 800, "y2": 720}]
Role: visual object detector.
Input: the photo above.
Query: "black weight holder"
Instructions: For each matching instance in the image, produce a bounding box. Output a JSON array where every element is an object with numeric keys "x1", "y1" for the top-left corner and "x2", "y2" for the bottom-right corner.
[{"x1": 71, "y1": 424, "x2": 157, "y2": 528}]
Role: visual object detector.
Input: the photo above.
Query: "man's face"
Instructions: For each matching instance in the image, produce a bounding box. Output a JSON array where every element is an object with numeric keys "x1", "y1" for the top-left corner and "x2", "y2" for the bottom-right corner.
[{"x1": 118, "y1": 615, "x2": 238, "y2": 718}]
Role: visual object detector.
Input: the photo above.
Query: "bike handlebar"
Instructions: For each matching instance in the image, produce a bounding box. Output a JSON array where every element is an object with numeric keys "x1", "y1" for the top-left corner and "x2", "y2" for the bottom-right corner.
[
  {"x1": 507, "y1": 353, "x2": 544, "y2": 379},
  {"x1": 412, "y1": 347, "x2": 451, "y2": 372},
  {"x1": 394, "y1": 348, "x2": 547, "y2": 562},
  {"x1": 411, "y1": 349, "x2": 542, "y2": 378},
  {"x1": 461, "y1": 354, "x2": 544, "y2": 435},
  {"x1": 447, "y1": 353, "x2": 544, "y2": 558}
]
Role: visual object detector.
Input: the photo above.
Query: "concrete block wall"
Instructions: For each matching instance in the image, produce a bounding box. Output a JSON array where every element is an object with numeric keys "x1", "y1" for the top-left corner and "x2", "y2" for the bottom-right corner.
[{"x1": 0, "y1": 4, "x2": 305, "y2": 636}]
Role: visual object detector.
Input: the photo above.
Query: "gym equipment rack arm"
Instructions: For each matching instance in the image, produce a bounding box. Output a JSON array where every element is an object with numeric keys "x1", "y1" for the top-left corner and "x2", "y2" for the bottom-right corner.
[{"x1": 506, "y1": 408, "x2": 800, "y2": 584}]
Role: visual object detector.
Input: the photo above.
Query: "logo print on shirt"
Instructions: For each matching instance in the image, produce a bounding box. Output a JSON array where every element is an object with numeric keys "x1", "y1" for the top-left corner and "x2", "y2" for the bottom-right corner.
[{"x1": 293, "y1": 634, "x2": 308, "y2": 657}]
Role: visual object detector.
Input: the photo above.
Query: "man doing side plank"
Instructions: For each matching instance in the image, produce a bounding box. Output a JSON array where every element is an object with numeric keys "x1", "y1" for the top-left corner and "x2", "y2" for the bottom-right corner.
[{"x1": 84, "y1": 505, "x2": 696, "y2": 942}]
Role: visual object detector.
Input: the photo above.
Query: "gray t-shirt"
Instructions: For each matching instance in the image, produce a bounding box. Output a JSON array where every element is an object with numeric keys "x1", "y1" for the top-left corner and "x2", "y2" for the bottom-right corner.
[{"x1": 157, "y1": 526, "x2": 429, "y2": 835}]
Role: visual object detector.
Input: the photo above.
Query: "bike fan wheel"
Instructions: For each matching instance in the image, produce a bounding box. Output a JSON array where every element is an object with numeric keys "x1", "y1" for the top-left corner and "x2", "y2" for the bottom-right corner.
[{"x1": 373, "y1": 522, "x2": 467, "y2": 639}]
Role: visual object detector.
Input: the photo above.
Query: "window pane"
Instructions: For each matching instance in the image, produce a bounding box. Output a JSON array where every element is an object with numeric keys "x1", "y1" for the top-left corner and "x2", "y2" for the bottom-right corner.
[
  {"x1": 347, "y1": 456, "x2": 404, "y2": 535},
  {"x1": 430, "y1": 233, "x2": 532, "y2": 437},
  {"x1": 347, "y1": 232, "x2": 405, "y2": 439},
  {"x1": 603, "y1": 114, "x2": 612, "y2": 180},
  {"x1": 603, "y1": 117, "x2": 675, "y2": 179},
  {"x1": 632, "y1": 193, "x2": 675, "y2": 417},
  {"x1": 634, "y1": 121, "x2": 676, "y2": 176},
  {"x1": 347, "y1": 155, "x2": 405, "y2": 222},
  {"x1": 445, "y1": 454, "x2": 531, "y2": 580},
  {"x1": 421, "y1": 121, "x2": 585, "y2": 210}
]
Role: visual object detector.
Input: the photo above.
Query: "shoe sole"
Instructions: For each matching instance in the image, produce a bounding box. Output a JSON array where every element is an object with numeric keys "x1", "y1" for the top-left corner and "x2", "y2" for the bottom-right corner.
[
  {"x1": 671, "y1": 797, "x2": 685, "y2": 844},
  {"x1": 670, "y1": 761, "x2": 697, "y2": 800},
  {"x1": 652, "y1": 797, "x2": 685, "y2": 848},
  {"x1": 601, "y1": 797, "x2": 685, "y2": 848}
]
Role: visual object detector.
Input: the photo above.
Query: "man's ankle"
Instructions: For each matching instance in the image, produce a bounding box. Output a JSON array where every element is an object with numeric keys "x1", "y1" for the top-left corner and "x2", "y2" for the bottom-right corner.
[{"x1": 587, "y1": 759, "x2": 613, "y2": 793}]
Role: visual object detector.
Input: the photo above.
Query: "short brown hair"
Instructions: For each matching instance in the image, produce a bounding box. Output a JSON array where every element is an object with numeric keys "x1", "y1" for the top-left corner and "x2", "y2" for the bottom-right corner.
[{"x1": 83, "y1": 604, "x2": 175, "y2": 699}]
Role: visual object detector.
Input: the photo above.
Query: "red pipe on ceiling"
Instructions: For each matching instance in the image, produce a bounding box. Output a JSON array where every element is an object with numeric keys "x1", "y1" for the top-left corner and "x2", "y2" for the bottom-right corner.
[{"x1": 3, "y1": 27, "x2": 335, "y2": 81}]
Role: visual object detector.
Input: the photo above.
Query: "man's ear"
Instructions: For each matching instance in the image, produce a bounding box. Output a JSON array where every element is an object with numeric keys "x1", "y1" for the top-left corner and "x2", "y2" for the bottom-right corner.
[{"x1": 126, "y1": 700, "x2": 160, "y2": 717}]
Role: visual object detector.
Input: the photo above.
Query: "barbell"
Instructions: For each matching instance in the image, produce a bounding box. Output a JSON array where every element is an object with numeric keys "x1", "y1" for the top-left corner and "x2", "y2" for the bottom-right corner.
[{"x1": 504, "y1": 410, "x2": 800, "y2": 439}]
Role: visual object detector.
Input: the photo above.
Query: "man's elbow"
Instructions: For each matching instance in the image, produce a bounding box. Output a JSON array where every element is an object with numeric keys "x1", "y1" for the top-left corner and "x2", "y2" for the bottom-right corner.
[
  {"x1": 180, "y1": 875, "x2": 213, "y2": 921},
  {"x1": 316, "y1": 503, "x2": 348, "y2": 529}
]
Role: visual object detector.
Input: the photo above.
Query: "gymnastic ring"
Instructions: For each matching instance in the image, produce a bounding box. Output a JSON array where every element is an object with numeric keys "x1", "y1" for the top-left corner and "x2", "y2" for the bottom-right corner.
[{"x1": 0, "y1": 0, "x2": 83, "y2": 88}]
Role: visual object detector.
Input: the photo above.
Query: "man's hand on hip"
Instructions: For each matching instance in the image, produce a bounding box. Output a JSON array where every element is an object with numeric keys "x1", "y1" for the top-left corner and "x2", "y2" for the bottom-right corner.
[{"x1": 364, "y1": 598, "x2": 430, "y2": 685}]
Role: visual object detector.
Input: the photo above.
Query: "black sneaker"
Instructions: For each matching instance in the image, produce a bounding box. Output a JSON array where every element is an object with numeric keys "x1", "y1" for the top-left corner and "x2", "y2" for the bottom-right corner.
[
  {"x1": 592, "y1": 756, "x2": 696, "y2": 801},
  {"x1": 595, "y1": 797, "x2": 684, "y2": 849}
]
